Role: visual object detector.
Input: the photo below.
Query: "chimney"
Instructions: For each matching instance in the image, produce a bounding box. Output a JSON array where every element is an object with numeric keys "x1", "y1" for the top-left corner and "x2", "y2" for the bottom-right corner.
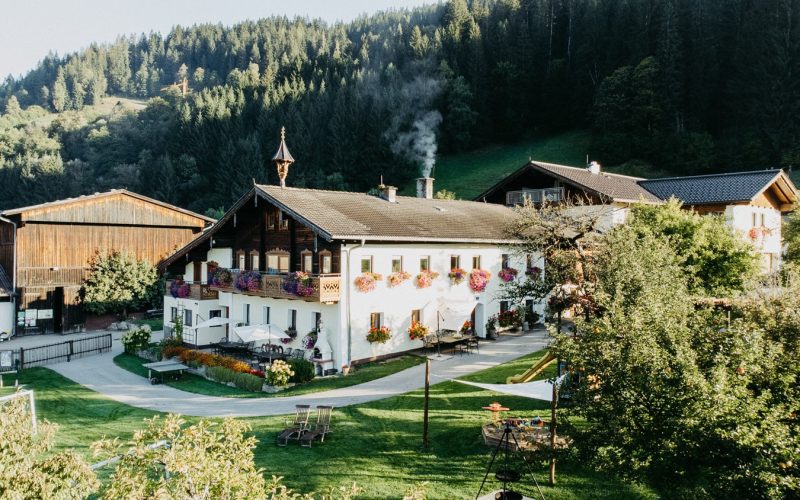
[
  {"x1": 588, "y1": 161, "x2": 601, "y2": 175},
  {"x1": 416, "y1": 177, "x2": 434, "y2": 199},
  {"x1": 381, "y1": 185, "x2": 397, "y2": 203}
]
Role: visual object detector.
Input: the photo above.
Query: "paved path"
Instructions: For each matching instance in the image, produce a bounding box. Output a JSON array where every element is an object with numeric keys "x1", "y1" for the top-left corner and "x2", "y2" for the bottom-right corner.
[{"x1": 49, "y1": 330, "x2": 550, "y2": 417}]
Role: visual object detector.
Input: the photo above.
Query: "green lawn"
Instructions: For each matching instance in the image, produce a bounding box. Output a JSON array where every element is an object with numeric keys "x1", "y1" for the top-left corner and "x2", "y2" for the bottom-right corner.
[
  {"x1": 408, "y1": 131, "x2": 592, "y2": 200},
  {"x1": 114, "y1": 352, "x2": 426, "y2": 398},
  {"x1": 16, "y1": 351, "x2": 654, "y2": 499},
  {"x1": 131, "y1": 317, "x2": 164, "y2": 331}
]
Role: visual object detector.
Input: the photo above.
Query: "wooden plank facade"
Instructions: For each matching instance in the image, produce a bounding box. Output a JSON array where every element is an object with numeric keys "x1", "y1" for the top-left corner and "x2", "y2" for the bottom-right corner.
[{"x1": 1, "y1": 190, "x2": 213, "y2": 333}]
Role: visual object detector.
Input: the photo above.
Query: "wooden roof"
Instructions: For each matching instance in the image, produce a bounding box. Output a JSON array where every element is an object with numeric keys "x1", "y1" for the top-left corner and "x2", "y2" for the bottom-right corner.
[{"x1": 2, "y1": 190, "x2": 214, "y2": 228}]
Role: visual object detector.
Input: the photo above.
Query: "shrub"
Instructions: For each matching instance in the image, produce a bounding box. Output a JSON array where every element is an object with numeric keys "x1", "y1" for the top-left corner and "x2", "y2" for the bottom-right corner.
[
  {"x1": 267, "y1": 360, "x2": 294, "y2": 386},
  {"x1": 163, "y1": 345, "x2": 186, "y2": 359},
  {"x1": 120, "y1": 326, "x2": 152, "y2": 354},
  {"x1": 206, "y1": 366, "x2": 237, "y2": 384},
  {"x1": 288, "y1": 358, "x2": 315, "y2": 383},
  {"x1": 233, "y1": 372, "x2": 264, "y2": 392}
]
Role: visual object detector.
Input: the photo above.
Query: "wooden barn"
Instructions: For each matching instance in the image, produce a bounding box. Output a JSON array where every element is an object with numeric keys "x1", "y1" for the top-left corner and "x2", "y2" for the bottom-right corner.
[{"x1": 0, "y1": 190, "x2": 213, "y2": 335}]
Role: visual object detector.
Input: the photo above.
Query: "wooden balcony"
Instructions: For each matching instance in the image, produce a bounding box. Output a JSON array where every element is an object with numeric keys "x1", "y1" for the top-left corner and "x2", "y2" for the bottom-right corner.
[
  {"x1": 209, "y1": 270, "x2": 341, "y2": 303},
  {"x1": 164, "y1": 280, "x2": 219, "y2": 300}
]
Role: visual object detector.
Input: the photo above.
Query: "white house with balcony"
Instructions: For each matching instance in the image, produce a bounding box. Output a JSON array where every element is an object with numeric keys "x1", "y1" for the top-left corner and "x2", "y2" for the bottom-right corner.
[{"x1": 161, "y1": 134, "x2": 540, "y2": 373}]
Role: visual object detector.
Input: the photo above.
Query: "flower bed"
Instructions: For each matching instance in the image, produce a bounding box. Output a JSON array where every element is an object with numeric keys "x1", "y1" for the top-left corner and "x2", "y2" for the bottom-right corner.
[
  {"x1": 415, "y1": 270, "x2": 439, "y2": 289},
  {"x1": 235, "y1": 270, "x2": 262, "y2": 292},
  {"x1": 170, "y1": 279, "x2": 190, "y2": 298},
  {"x1": 387, "y1": 271, "x2": 411, "y2": 287},
  {"x1": 469, "y1": 269, "x2": 491, "y2": 292},
  {"x1": 498, "y1": 267, "x2": 518, "y2": 282},
  {"x1": 407, "y1": 321, "x2": 429, "y2": 340},
  {"x1": 449, "y1": 268, "x2": 467, "y2": 285},
  {"x1": 355, "y1": 272, "x2": 383, "y2": 293},
  {"x1": 163, "y1": 345, "x2": 257, "y2": 376},
  {"x1": 366, "y1": 326, "x2": 391, "y2": 343},
  {"x1": 283, "y1": 271, "x2": 315, "y2": 297}
]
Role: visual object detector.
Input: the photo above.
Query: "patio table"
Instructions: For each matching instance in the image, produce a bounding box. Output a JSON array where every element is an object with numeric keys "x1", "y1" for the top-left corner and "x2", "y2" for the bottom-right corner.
[{"x1": 143, "y1": 360, "x2": 189, "y2": 384}]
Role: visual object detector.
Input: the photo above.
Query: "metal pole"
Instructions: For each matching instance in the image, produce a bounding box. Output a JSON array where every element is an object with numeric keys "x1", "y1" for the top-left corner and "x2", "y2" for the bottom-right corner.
[
  {"x1": 549, "y1": 374, "x2": 558, "y2": 485},
  {"x1": 423, "y1": 359, "x2": 430, "y2": 448}
]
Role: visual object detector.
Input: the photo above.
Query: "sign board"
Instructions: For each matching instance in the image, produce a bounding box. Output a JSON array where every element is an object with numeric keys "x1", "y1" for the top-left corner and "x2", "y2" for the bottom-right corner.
[
  {"x1": 0, "y1": 351, "x2": 12, "y2": 370},
  {"x1": 24, "y1": 309, "x2": 37, "y2": 327},
  {"x1": 17, "y1": 311, "x2": 24, "y2": 327},
  {"x1": 38, "y1": 309, "x2": 53, "y2": 320}
]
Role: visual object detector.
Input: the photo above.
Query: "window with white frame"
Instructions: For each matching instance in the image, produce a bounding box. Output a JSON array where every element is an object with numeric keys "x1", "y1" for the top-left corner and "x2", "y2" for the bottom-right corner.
[
  {"x1": 391, "y1": 256, "x2": 403, "y2": 273},
  {"x1": 472, "y1": 255, "x2": 481, "y2": 269},
  {"x1": 361, "y1": 256, "x2": 373, "y2": 273},
  {"x1": 266, "y1": 251, "x2": 290, "y2": 273},
  {"x1": 420, "y1": 256, "x2": 430, "y2": 272},
  {"x1": 370, "y1": 312, "x2": 383, "y2": 329},
  {"x1": 184, "y1": 309, "x2": 193, "y2": 327},
  {"x1": 171, "y1": 307, "x2": 178, "y2": 322},
  {"x1": 250, "y1": 251, "x2": 260, "y2": 271},
  {"x1": 450, "y1": 255, "x2": 461, "y2": 270},
  {"x1": 237, "y1": 252, "x2": 246, "y2": 270},
  {"x1": 319, "y1": 250, "x2": 332, "y2": 274},
  {"x1": 302, "y1": 251, "x2": 313, "y2": 273},
  {"x1": 411, "y1": 309, "x2": 421, "y2": 325},
  {"x1": 500, "y1": 301, "x2": 509, "y2": 313},
  {"x1": 288, "y1": 309, "x2": 297, "y2": 330},
  {"x1": 244, "y1": 304, "x2": 250, "y2": 325},
  {"x1": 313, "y1": 312, "x2": 322, "y2": 331}
]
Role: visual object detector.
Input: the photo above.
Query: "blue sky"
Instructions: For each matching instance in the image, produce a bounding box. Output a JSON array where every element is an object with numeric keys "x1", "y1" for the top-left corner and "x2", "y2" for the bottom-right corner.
[{"x1": 0, "y1": 0, "x2": 435, "y2": 78}]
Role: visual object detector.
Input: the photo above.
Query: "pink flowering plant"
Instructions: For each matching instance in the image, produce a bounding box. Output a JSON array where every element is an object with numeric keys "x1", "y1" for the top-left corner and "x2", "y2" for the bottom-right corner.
[
  {"x1": 469, "y1": 269, "x2": 491, "y2": 292},
  {"x1": 355, "y1": 272, "x2": 383, "y2": 293},
  {"x1": 283, "y1": 271, "x2": 315, "y2": 297},
  {"x1": 210, "y1": 268, "x2": 233, "y2": 287},
  {"x1": 170, "y1": 279, "x2": 190, "y2": 298},
  {"x1": 235, "y1": 270, "x2": 262, "y2": 292},
  {"x1": 387, "y1": 271, "x2": 412, "y2": 287},
  {"x1": 301, "y1": 332, "x2": 317, "y2": 349},
  {"x1": 448, "y1": 268, "x2": 467, "y2": 285},
  {"x1": 415, "y1": 270, "x2": 439, "y2": 288},
  {"x1": 498, "y1": 267, "x2": 519, "y2": 282}
]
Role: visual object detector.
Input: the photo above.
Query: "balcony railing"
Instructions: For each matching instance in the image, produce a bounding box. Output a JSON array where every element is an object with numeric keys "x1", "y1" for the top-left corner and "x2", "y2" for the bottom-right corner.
[
  {"x1": 208, "y1": 269, "x2": 341, "y2": 303},
  {"x1": 164, "y1": 280, "x2": 219, "y2": 301},
  {"x1": 506, "y1": 187, "x2": 564, "y2": 206}
]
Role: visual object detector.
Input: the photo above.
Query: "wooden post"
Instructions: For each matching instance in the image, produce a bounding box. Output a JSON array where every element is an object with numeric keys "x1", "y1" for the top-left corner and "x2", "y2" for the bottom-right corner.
[
  {"x1": 422, "y1": 359, "x2": 430, "y2": 448},
  {"x1": 549, "y1": 374, "x2": 558, "y2": 485}
]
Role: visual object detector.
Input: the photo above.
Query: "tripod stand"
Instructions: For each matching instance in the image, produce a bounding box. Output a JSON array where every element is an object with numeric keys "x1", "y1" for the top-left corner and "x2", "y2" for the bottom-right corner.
[{"x1": 475, "y1": 422, "x2": 545, "y2": 500}]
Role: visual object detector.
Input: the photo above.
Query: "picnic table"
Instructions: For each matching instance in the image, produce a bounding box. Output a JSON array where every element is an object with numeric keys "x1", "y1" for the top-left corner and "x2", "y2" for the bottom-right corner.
[{"x1": 142, "y1": 360, "x2": 189, "y2": 384}]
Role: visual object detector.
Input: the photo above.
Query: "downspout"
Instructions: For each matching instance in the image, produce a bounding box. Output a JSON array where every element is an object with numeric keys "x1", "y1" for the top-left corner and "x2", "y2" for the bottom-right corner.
[
  {"x1": 0, "y1": 216, "x2": 17, "y2": 337},
  {"x1": 343, "y1": 238, "x2": 365, "y2": 368}
]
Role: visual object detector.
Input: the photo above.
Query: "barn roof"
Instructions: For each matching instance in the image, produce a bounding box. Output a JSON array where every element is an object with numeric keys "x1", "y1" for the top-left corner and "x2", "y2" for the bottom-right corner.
[{"x1": 639, "y1": 169, "x2": 797, "y2": 206}]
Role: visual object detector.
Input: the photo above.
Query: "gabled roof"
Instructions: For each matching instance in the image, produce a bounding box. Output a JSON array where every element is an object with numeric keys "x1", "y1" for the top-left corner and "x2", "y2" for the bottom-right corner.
[
  {"x1": 1, "y1": 189, "x2": 214, "y2": 225},
  {"x1": 474, "y1": 161, "x2": 662, "y2": 203},
  {"x1": 161, "y1": 185, "x2": 519, "y2": 268},
  {"x1": 638, "y1": 169, "x2": 797, "y2": 206}
]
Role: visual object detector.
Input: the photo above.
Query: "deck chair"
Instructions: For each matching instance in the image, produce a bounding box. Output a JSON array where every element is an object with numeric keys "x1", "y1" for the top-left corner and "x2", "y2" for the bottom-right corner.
[
  {"x1": 300, "y1": 406, "x2": 334, "y2": 448},
  {"x1": 277, "y1": 404, "x2": 312, "y2": 446}
]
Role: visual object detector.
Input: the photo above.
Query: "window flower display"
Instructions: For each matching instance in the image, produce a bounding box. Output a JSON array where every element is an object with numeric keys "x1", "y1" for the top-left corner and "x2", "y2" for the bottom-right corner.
[
  {"x1": 301, "y1": 332, "x2": 318, "y2": 349},
  {"x1": 448, "y1": 268, "x2": 467, "y2": 285},
  {"x1": 525, "y1": 266, "x2": 542, "y2": 279},
  {"x1": 460, "y1": 320, "x2": 473, "y2": 335},
  {"x1": 366, "y1": 325, "x2": 391, "y2": 343},
  {"x1": 355, "y1": 272, "x2": 383, "y2": 293},
  {"x1": 283, "y1": 271, "x2": 315, "y2": 297},
  {"x1": 469, "y1": 269, "x2": 491, "y2": 292},
  {"x1": 407, "y1": 321, "x2": 429, "y2": 340},
  {"x1": 235, "y1": 270, "x2": 262, "y2": 292},
  {"x1": 415, "y1": 270, "x2": 439, "y2": 289},
  {"x1": 170, "y1": 279, "x2": 190, "y2": 298},
  {"x1": 210, "y1": 268, "x2": 233, "y2": 287},
  {"x1": 281, "y1": 328, "x2": 298, "y2": 345},
  {"x1": 387, "y1": 271, "x2": 412, "y2": 287},
  {"x1": 498, "y1": 267, "x2": 519, "y2": 282}
]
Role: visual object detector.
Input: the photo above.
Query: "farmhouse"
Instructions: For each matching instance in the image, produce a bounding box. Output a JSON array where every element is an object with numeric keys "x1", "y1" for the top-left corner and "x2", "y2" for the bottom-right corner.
[
  {"x1": 161, "y1": 133, "x2": 540, "y2": 373},
  {"x1": 478, "y1": 161, "x2": 797, "y2": 272},
  {"x1": 0, "y1": 190, "x2": 213, "y2": 335}
]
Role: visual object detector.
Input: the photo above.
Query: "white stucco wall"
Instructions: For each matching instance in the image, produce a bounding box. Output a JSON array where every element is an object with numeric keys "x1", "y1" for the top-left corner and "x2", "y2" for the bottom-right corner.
[
  {"x1": 0, "y1": 302, "x2": 13, "y2": 336},
  {"x1": 163, "y1": 295, "x2": 225, "y2": 346},
  {"x1": 180, "y1": 248, "x2": 233, "y2": 283},
  {"x1": 726, "y1": 204, "x2": 782, "y2": 271}
]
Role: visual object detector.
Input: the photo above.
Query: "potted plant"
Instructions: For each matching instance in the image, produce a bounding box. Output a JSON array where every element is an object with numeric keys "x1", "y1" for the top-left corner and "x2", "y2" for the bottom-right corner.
[
  {"x1": 498, "y1": 267, "x2": 518, "y2": 282},
  {"x1": 387, "y1": 271, "x2": 411, "y2": 287},
  {"x1": 366, "y1": 325, "x2": 391, "y2": 343},
  {"x1": 206, "y1": 260, "x2": 219, "y2": 284},
  {"x1": 415, "y1": 270, "x2": 439, "y2": 289},
  {"x1": 355, "y1": 272, "x2": 383, "y2": 293},
  {"x1": 211, "y1": 268, "x2": 233, "y2": 288},
  {"x1": 448, "y1": 268, "x2": 467, "y2": 285},
  {"x1": 407, "y1": 321, "x2": 429, "y2": 340},
  {"x1": 469, "y1": 269, "x2": 491, "y2": 292},
  {"x1": 301, "y1": 331, "x2": 317, "y2": 349},
  {"x1": 281, "y1": 327, "x2": 298, "y2": 344},
  {"x1": 283, "y1": 271, "x2": 315, "y2": 297}
]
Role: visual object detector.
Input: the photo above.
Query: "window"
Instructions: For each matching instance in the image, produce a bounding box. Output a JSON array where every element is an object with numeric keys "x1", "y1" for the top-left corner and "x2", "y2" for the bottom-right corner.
[
  {"x1": 760, "y1": 213, "x2": 766, "y2": 227},
  {"x1": 361, "y1": 256, "x2": 373, "y2": 273},
  {"x1": 209, "y1": 309, "x2": 222, "y2": 327},
  {"x1": 250, "y1": 251, "x2": 260, "y2": 271},
  {"x1": 288, "y1": 309, "x2": 297, "y2": 330},
  {"x1": 263, "y1": 306, "x2": 270, "y2": 324},
  {"x1": 313, "y1": 312, "x2": 322, "y2": 331},
  {"x1": 502, "y1": 254, "x2": 510, "y2": 269},
  {"x1": 237, "y1": 252, "x2": 246, "y2": 270},
  {"x1": 301, "y1": 251, "x2": 313, "y2": 272},
  {"x1": 526, "y1": 254, "x2": 534, "y2": 269},
  {"x1": 450, "y1": 255, "x2": 461, "y2": 270},
  {"x1": 752, "y1": 212, "x2": 757, "y2": 227},
  {"x1": 391, "y1": 256, "x2": 403, "y2": 273},
  {"x1": 525, "y1": 300, "x2": 534, "y2": 319},
  {"x1": 320, "y1": 251, "x2": 332, "y2": 274},
  {"x1": 411, "y1": 309, "x2": 421, "y2": 325},
  {"x1": 472, "y1": 256, "x2": 481, "y2": 269},
  {"x1": 266, "y1": 251, "x2": 290, "y2": 273},
  {"x1": 370, "y1": 312, "x2": 383, "y2": 329},
  {"x1": 184, "y1": 309, "x2": 193, "y2": 327},
  {"x1": 500, "y1": 301, "x2": 509, "y2": 314},
  {"x1": 170, "y1": 307, "x2": 178, "y2": 321},
  {"x1": 267, "y1": 212, "x2": 276, "y2": 230},
  {"x1": 244, "y1": 304, "x2": 250, "y2": 325},
  {"x1": 420, "y1": 256, "x2": 430, "y2": 272},
  {"x1": 279, "y1": 211, "x2": 288, "y2": 230}
]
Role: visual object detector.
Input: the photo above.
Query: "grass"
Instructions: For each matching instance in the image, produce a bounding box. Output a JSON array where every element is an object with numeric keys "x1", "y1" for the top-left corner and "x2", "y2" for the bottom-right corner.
[
  {"x1": 15, "y1": 350, "x2": 656, "y2": 499},
  {"x1": 409, "y1": 131, "x2": 592, "y2": 200},
  {"x1": 131, "y1": 317, "x2": 163, "y2": 331},
  {"x1": 460, "y1": 349, "x2": 557, "y2": 384},
  {"x1": 114, "y1": 352, "x2": 426, "y2": 399}
]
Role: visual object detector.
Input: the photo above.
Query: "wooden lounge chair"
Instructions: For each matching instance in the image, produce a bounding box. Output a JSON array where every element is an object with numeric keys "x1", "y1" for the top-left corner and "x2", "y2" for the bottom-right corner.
[
  {"x1": 300, "y1": 406, "x2": 334, "y2": 448},
  {"x1": 276, "y1": 405, "x2": 311, "y2": 446}
]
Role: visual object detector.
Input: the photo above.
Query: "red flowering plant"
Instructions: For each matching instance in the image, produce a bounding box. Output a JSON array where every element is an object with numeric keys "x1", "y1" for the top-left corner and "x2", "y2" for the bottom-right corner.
[
  {"x1": 498, "y1": 267, "x2": 519, "y2": 282},
  {"x1": 448, "y1": 268, "x2": 467, "y2": 285},
  {"x1": 366, "y1": 326, "x2": 391, "y2": 343},
  {"x1": 407, "y1": 321, "x2": 429, "y2": 340},
  {"x1": 460, "y1": 320, "x2": 473, "y2": 334},
  {"x1": 469, "y1": 269, "x2": 491, "y2": 292}
]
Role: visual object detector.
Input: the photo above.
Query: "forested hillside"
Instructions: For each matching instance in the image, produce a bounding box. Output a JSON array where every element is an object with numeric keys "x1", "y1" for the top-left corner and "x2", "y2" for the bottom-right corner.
[{"x1": 1, "y1": 0, "x2": 799, "y2": 212}]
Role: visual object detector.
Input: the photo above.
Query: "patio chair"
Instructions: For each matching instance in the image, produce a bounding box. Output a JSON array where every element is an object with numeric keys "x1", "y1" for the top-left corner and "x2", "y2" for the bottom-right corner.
[
  {"x1": 277, "y1": 404, "x2": 312, "y2": 446},
  {"x1": 292, "y1": 349, "x2": 306, "y2": 360},
  {"x1": 300, "y1": 406, "x2": 334, "y2": 448},
  {"x1": 284, "y1": 348, "x2": 294, "y2": 358},
  {"x1": 422, "y1": 333, "x2": 438, "y2": 355}
]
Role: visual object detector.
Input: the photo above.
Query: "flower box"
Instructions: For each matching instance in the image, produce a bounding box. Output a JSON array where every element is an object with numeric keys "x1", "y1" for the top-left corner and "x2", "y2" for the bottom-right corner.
[
  {"x1": 355, "y1": 272, "x2": 383, "y2": 293},
  {"x1": 415, "y1": 270, "x2": 439, "y2": 289},
  {"x1": 367, "y1": 326, "x2": 391, "y2": 343},
  {"x1": 469, "y1": 269, "x2": 491, "y2": 292},
  {"x1": 449, "y1": 268, "x2": 467, "y2": 285}
]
